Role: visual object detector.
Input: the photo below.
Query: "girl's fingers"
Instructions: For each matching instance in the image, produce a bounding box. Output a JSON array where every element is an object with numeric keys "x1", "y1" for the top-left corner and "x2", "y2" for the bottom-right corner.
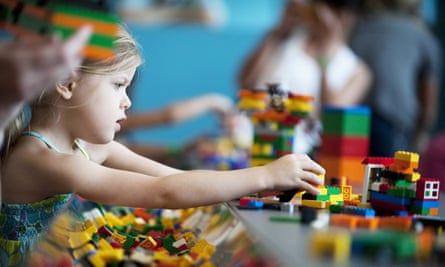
[
  {"x1": 298, "y1": 180, "x2": 320, "y2": 195},
  {"x1": 297, "y1": 154, "x2": 325, "y2": 175},
  {"x1": 300, "y1": 170, "x2": 324, "y2": 186}
]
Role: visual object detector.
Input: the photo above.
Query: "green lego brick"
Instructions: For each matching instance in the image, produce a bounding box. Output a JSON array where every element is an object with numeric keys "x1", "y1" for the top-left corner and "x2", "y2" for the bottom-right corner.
[
  {"x1": 316, "y1": 194, "x2": 329, "y2": 201},
  {"x1": 329, "y1": 204, "x2": 343, "y2": 213},
  {"x1": 322, "y1": 112, "x2": 370, "y2": 136},
  {"x1": 327, "y1": 186, "x2": 342, "y2": 195},
  {"x1": 51, "y1": 25, "x2": 114, "y2": 48},
  {"x1": 410, "y1": 206, "x2": 430, "y2": 215},
  {"x1": 322, "y1": 106, "x2": 371, "y2": 136},
  {"x1": 387, "y1": 187, "x2": 416, "y2": 198},
  {"x1": 269, "y1": 215, "x2": 301, "y2": 223}
]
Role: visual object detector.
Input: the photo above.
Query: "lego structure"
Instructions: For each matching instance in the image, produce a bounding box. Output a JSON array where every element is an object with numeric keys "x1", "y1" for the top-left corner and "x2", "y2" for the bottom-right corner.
[
  {"x1": 238, "y1": 83, "x2": 315, "y2": 201},
  {"x1": 0, "y1": 0, "x2": 120, "y2": 60},
  {"x1": 318, "y1": 105, "x2": 370, "y2": 188}
]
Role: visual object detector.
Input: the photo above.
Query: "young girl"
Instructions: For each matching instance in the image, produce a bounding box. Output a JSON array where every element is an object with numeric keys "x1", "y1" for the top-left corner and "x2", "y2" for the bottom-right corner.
[{"x1": 0, "y1": 25, "x2": 324, "y2": 266}]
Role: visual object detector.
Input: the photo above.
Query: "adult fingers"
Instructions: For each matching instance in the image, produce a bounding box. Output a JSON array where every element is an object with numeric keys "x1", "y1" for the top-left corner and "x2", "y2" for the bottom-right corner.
[{"x1": 62, "y1": 25, "x2": 93, "y2": 67}]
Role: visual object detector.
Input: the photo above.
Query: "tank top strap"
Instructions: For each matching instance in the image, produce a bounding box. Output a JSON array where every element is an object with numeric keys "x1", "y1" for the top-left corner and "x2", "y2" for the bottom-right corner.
[
  {"x1": 22, "y1": 131, "x2": 60, "y2": 152},
  {"x1": 22, "y1": 131, "x2": 90, "y2": 160},
  {"x1": 73, "y1": 139, "x2": 90, "y2": 160}
]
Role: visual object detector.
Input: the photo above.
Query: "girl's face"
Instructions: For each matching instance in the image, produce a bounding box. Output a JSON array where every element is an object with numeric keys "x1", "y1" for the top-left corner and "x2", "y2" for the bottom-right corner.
[{"x1": 67, "y1": 67, "x2": 136, "y2": 144}]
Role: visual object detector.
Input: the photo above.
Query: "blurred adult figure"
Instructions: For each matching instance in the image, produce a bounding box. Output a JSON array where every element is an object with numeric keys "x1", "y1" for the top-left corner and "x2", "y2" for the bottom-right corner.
[{"x1": 350, "y1": 0, "x2": 441, "y2": 156}]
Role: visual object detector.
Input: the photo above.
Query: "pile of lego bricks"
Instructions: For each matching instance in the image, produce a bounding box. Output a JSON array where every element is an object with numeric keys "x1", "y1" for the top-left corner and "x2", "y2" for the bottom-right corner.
[{"x1": 30, "y1": 201, "x2": 277, "y2": 266}]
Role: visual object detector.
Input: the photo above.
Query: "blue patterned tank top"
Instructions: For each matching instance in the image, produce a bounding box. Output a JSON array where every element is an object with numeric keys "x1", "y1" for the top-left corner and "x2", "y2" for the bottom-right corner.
[{"x1": 0, "y1": 131, "x2": 88, "y2": 267}]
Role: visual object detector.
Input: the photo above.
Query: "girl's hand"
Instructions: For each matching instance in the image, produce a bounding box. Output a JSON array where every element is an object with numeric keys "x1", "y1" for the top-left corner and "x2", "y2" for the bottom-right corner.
[{"x1": 264, "y1": 154, "x2": 325, "y2": 195}]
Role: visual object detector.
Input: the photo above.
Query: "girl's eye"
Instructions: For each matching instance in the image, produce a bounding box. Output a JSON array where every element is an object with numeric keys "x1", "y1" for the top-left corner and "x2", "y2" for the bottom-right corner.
[{"x1": 114, "y1": 83, "x2": 126, "y2": 90}]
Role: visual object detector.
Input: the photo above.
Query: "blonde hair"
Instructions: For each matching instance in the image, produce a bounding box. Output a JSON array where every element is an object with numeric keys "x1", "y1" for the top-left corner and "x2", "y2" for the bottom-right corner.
[{"x1": 2, "y1": 24, "x2": 142, "y2": 157}]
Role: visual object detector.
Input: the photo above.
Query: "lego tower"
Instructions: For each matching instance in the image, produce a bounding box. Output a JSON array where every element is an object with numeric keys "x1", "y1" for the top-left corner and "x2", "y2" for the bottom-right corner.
[
  {"x1": 318, "y1": 106, "x2": 371, "y2": 190},
  {"x1": 238, "y1": 84, "x2": 314, "y2": 201}
]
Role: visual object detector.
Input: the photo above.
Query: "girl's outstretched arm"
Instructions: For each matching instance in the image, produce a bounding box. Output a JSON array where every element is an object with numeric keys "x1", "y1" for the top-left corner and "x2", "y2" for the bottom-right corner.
[{"x1": 2, "y1": 140, "x2": 323, "y2": 209}]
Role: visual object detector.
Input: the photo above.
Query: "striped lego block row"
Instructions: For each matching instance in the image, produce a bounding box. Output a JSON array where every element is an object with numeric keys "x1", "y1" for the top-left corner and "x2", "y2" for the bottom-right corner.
[
  {"x1": 322, "y1": 105, "x2": 370, "y2": 136},
  {"x1": 0, "y1": 0, "x2": 119, "y2": 60},
  {"x1": 319, "y1": 135, "x2": 369, "y2": 157}
]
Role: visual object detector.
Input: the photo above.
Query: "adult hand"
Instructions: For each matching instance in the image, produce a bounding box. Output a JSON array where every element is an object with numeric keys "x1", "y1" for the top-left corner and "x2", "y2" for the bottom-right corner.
[{"x1": 0, "y1": 25, "x2": 92, "y2": 105}]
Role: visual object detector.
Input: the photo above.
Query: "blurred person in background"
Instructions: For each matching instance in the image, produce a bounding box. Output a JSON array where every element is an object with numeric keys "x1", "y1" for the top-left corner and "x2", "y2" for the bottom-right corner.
[
  {"x1": 349, "y1": 0, "x2": 442, "y2": 156},
  {"x1": 238, "y1": 0, "x2": 370, "y2": 154}
]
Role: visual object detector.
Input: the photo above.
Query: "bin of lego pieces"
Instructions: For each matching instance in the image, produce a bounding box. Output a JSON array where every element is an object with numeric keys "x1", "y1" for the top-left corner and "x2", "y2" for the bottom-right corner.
[{"x1": 30, "y1": 198, "x2": 279, "y2": 266}]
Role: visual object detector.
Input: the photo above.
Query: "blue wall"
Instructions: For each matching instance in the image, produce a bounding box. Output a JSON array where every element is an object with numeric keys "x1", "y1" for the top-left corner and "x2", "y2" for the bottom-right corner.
[{"x1": 126, "y1": 0, "x2": 285, "y2": 145}]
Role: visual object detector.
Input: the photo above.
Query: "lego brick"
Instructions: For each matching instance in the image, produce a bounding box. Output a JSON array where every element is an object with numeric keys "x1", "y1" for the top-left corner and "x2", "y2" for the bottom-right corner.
[
  {"x1": 318, "y1": 155, "x2": 365, "y2": 185},
  {"x1": 309, "y1": 229, "x2": 351, "y2": 263},
  {"x1": 322, "y1": 105, "x2": 370, "y2": 136},
  {"x1": 416, "y1": 178, "x2": 441, "y2": 201},
  {"x1": 320, "y1": 135, "x2": 369, "y2": 157},
  {"x1": 370, "y1": 191, "x2": 411, "y2": 206},
  {"x1": 269, "y1": 215, "x2": 301, "y2": 223},
  {"x1": 301, "y1": 199, "x2": 328, "y2": 209},
  {"x1": 329, "y1": 214, "x2": 359, "y2": 230},
  {"x1": 369, "y1": 199, "x2": 408, "y2": 214},
  {"x1": 412, "y1": 200, "x2": 439, "y2": 209},
  {"x1": 378, "y1": 216, "x2": 413, "y2": 231}
]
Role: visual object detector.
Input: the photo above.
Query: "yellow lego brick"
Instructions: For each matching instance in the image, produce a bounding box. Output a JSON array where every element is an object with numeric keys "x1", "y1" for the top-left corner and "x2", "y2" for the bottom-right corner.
[
  {"x1": 286, "y1": 100, "x2": 313, "y2": 112},
  {"x1": 161, "y1": 217, "x2": 175, "y2": 229},
  {"x1": 120, "y1": 214, "x2": 136, "y2": 225},
  {"x1": 301, "y1": 199, "x2": 327, "y2": 209},
  {"x1": 201, "y1": 261, "x2": 217, "y2": 267},
  {"x1": 394, "y1": 150, "x2": 419, "y2": 162},
  {"x1": 405, "y1": 172, "x2": 421, "y2": 182},
  {"x1": 85, "y1": 224, "x2": 98, "y2": 236},
  {"x1": 73, "y1": 243, "x2": 95, "y2": 259},
  {"x1": 341, "y1": 185, "x2": 352, "y2": 201},
  {"x1": 250, "y1": 158, "x2": 273, "y2": 167},
  {"x1": 97, "y1": 238, "x2": 113, "y2": 250},
  {"x1": 329, "y1": 194, "x2": 343, "y2": 204},
  {"x1": 261, "y1": 144, "x2": 274, "y2": 155},
  {"x1": 238, "y1": 99, "x2": 267, "y2": 110},
  {"x1": 96, "y1": 249, "x2": 125, "y2": 261},
  {"x1": 309, "y1": 229, "x2": 351, "y2": 264},
  {"x1": 68, "y1": 231, "x2": 92, "y2": 249},
  {"x1": 251, "y1": 143, "x2": 261, "y2": 155},
  {"x1": 190, "y1": 240, "x2": 216, "y2": 260},
  {"x1": 318, "y1": 187, "x2": 327, "y2": 195},
  {"x1": 87, "y1": 254, "x2": 106, "y2": 267},
  {"x1": 104, "y1": 212, "x2": 124, "y2": 227},
  {"x1": 93, "y1": 217, "x2": 106, "y2": 228},
  {"x1": 183, "y1": 232, "x2": 196, "y2": 243}
]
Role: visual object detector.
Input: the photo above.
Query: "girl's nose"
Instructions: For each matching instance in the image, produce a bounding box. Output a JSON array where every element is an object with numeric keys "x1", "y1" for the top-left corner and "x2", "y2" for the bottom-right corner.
[{"x1": 121, "y1": 94, "x2": 132, "y2": 110}]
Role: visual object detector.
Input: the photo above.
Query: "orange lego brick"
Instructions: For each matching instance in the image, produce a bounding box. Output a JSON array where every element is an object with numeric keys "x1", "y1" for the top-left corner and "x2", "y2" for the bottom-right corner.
[
  {"x1": 329, "y1": 214, "x2": 359, "y2": 230},
  {"x1": 378, "y1": 216, "x2": 413, "y2": 231}
]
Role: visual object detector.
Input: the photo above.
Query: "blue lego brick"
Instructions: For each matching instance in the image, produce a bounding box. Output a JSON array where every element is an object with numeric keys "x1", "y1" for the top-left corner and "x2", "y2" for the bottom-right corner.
[
  {"x1": 323, "y1": 105, "x2": 371, "y2": 115},
  {"x1": 247, "y1": 200, "x2": 264, "y2": 208},
  {"x1": 413, "y1": 200, "x2": 439, "y2": 209},
  {"x1": 394, "y1": 210, "x2": 409, "y2": 216},
  {"x1": 370, "y1": 191, "x2": 412, "y2": 206},
  {"x1": 343, "y1": 205, "x2": 375, "y2": 217}
]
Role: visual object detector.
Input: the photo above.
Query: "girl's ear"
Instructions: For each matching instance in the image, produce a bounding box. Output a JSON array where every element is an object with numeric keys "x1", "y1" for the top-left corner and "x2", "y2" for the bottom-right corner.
[{"x1": 55, "y1": 80, "x2": 76, "y2": 100}]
